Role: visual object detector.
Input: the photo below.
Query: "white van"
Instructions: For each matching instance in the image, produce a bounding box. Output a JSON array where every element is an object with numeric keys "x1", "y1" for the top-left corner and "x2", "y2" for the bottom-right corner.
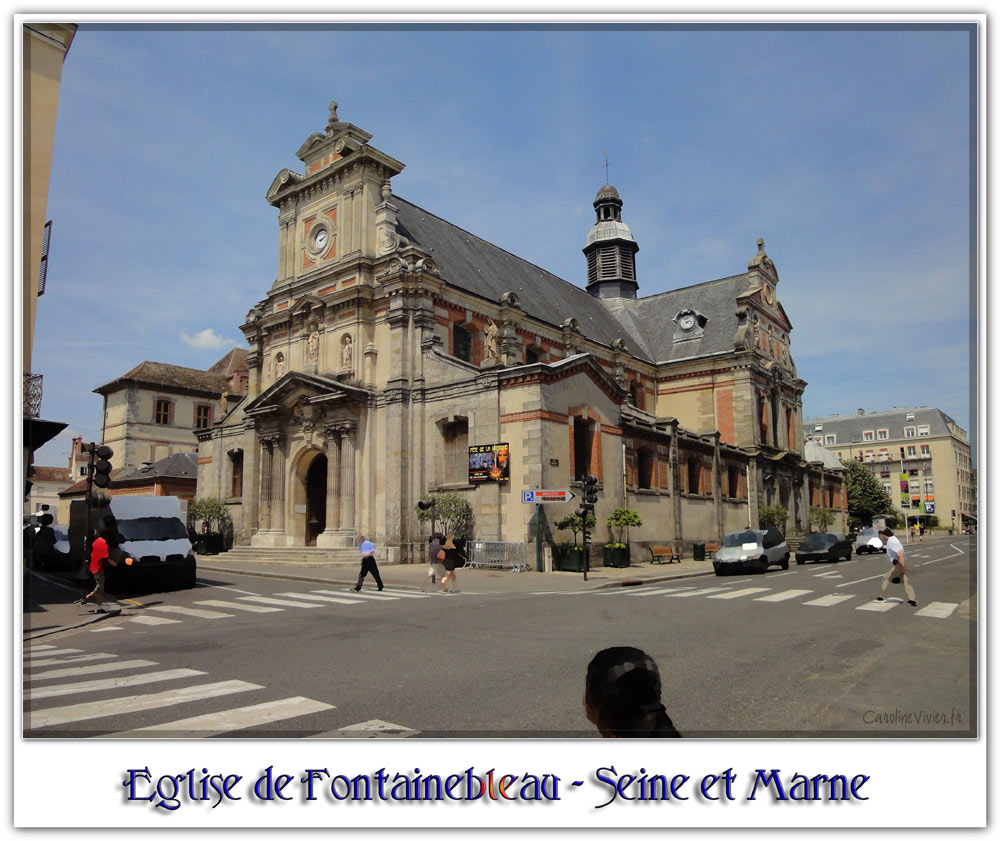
[{"x1": 69, "y1": 496, "x2": 196, "y2": 589}]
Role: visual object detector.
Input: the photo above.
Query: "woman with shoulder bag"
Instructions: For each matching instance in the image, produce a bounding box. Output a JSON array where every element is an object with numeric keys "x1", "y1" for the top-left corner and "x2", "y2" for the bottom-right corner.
[{"x1": 441, "y1": 534, "x2": 465, "y2": 594}]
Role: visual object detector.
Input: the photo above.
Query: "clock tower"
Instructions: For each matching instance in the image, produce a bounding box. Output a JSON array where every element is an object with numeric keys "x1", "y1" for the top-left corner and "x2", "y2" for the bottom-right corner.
[{"x1": 582, "y1": 183, "x2": 640, "y2": 300}]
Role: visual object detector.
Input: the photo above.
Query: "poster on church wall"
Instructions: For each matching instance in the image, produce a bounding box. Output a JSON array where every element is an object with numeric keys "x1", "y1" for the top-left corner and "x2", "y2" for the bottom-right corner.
[{"x1": 468, "y1": 443, "x2": 510, "y2": 483}]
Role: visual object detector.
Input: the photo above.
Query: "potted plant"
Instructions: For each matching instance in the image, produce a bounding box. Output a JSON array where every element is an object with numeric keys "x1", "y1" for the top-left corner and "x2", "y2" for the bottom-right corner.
[
  {"x1": 555, "y1": 511, "x2": 596, "y2": 572},
  {"x1": 603, "y1": 507, "x2": 642, "y2": 568},
  {"x1": 758, "y1": 504, "x2": 788, "y2": 533},
  {"x1": 187, "y1": 497, "x2": 233, "y2": 554}
]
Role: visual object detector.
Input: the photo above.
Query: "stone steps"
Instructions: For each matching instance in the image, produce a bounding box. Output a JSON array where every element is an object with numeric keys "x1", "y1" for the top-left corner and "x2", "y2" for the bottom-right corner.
[{"x1": 199, "y1": 547, "x2": 360, "y2": 566}]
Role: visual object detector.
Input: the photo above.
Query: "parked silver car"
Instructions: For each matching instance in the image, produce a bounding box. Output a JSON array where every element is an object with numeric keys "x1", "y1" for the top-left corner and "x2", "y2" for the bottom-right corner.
[
  {"x1": 854, "y1": 527, "x2": 887, "y2": 555},
  {"x1": 713, "y1": 528, "x2": 790, "y2": 575}
]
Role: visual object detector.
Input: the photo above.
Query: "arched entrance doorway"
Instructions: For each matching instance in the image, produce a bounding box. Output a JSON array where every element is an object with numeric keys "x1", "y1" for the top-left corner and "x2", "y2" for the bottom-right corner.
[{"x1": 305, "y1": 453, "x2": 327, "y2": 546}]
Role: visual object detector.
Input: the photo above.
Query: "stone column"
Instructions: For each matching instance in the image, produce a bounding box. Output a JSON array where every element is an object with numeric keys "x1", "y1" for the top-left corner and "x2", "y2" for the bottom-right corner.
[
  {"x1": 316, "y1": 425, "x2": 342, "y2": 548},
  {"x1": 259, "y1": 435, "x2": 274, "y2": 532},
  {"x1": 338, "y1": 421, "x2": 357, "y2": 545},
  {"x1": 271, "y1": 434, "x2": 286, "y2": 537}
]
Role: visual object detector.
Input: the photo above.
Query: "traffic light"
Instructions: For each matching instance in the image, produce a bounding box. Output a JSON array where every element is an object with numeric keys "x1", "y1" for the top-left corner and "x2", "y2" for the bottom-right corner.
[
  {"x1": 583, "y1": 474, "x2": 598, "y2": 506},
  {"x1": 92, "y1": 445, "x2": 114, "y2": 489},
  {"x1": 88, "y1": 492, "x2": 111, "y2": 508}
]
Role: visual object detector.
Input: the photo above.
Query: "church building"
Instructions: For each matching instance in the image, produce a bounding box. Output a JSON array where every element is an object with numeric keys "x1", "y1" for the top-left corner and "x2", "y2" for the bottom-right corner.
[{"x1": 195, "y1": 103, "x2": 845, "y2": 562}]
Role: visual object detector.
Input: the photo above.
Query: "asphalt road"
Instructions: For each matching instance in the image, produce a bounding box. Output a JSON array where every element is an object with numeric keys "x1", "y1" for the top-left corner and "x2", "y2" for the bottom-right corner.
[{"x1": 23, "y1": 537, "x2": 976, "y2": 739}]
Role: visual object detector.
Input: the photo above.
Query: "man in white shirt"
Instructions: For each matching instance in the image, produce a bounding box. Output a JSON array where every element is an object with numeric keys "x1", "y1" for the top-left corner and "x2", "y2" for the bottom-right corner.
[{"x1": 876, "y1": 527, "x2": 917, "y2": 606}]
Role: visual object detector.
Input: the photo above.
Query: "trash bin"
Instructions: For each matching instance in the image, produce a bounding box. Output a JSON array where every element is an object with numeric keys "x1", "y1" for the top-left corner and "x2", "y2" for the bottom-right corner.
[{"x1": 693, "y1": 543, "x2": 706, "y2": 562}]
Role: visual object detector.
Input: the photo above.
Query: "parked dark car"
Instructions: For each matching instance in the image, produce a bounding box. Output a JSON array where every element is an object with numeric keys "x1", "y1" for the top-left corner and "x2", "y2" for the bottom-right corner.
[
  {"x1": 854, "y1": 527, "x2": 887, "y2": 555},
  {"x1": 796, "y1": 532, "x2": 853, "y2": 564}
]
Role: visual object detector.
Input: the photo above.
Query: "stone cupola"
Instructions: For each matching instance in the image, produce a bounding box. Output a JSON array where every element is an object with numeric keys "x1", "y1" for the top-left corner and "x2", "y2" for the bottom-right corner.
[{"x1": 582, "y1": 183, "x2": 640, "y2": 300}]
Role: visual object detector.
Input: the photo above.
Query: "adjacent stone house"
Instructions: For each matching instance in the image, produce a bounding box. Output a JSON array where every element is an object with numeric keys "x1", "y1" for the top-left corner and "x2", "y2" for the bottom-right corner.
[
  {"x1": 94, "y1": 349, "x2": 248, "y2": 470},
  {"x1": 196, "y1": 103, "x2": 844, "y2": 561}
]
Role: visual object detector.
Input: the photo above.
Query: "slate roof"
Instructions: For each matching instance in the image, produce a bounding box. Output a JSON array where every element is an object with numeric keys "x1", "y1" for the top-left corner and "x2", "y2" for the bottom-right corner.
[
  {"x1": 394, "y1": 196, "x2": 754, "y2": 366},
  {"x1": 803, "y1": 440, "x2": 846, "y2": 470},
  {"x1": 804, "y1": 407, "x2": 961, "y2": 443},
  {"x1": 119, "y1": 452, "x2": 199, "y2": 482},
  {"x1": 393, "y1": 197, "x2": 644, "y2": 357},
  {"x1": 602, "y1": 274, "x2": 752, "y2": 363},
  {"x1": 94, "y1": 361, "x2": 230, "y2": 397}
]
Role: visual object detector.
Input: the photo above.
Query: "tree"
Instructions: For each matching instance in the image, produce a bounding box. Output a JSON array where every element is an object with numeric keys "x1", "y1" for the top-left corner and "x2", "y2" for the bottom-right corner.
[
  {"x1": 188, "y1": 497, "x2": 231, "y2": 532},
  {"x1": 555, "y1": 512, "x2": 596, "y2": 548},
  {"x1": 809, "y1": 507, "x2": 835, "y2": 532},
  {"x1": 605, "y1": 507, "x2": 642, "y2": 547},
  {"x1": 415, "y1": 492, "x2": 474, "y2": 538},
  {"x1": 841, "y1": 459, "x2": 893, "y2": 528},
  {"x1": 759, "y1": 504, "x2": 787, "y2": 531}
]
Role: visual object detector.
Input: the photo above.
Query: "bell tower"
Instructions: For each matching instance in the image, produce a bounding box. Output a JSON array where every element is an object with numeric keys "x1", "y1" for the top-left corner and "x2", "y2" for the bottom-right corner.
[{"x1": 582, "y1": 182, "x2": 640, "y2": 300}]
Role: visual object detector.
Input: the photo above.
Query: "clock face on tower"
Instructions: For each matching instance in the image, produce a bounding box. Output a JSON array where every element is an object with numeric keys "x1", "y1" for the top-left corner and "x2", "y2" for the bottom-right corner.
[
  {"x1": 314, "y1": 228, "x2": 329, "y2": 252},
  {"x1": 679, "y1": 314, "x2": 696, "y2": 331}
]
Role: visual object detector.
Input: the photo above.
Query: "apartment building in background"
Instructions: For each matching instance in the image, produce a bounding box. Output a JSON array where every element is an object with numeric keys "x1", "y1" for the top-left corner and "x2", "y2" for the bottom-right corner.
[{"x1": 805, "y1": 407, "x2": 976, "y2": 531}]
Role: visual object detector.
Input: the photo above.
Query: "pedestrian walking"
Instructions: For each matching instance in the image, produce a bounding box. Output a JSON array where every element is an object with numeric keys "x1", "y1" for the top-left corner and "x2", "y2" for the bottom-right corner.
[
  {"x1": 440, "y1": 534, "x2": 465, "y2": 593},
  {"x1": 584, "y1": 646, "x2": 680, "y2": 737},
  {"x1": 423, "y1": 533, "x2": 445, "y2": 592},
  {"x1": 74, "y1": 528, "x2": 119, "y2": 613},
  {"x1": 875, "y1": 527, "x2": 917, "y2": 606},
  {"x1": 354, "y1": 534, "x2": 384, "y2": 592}
]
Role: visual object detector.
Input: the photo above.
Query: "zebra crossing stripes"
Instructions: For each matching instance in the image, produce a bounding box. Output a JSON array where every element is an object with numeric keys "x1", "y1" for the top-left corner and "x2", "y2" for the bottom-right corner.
[
  {"x1": 802, "y1": 594, "x2": 856, "y2": 607},
  {"x1": 129, "y1": 615, "x2": 182, "y2": 626},
  {"x1": 25, "y1": 680, "x2": 262, "y2": 729},
  {"x1": 26, "y1": 669, "x2": 207, "y2": 701},
  {"x1": 754, "y1": 589, "x2": 813, "y2": 602},
  {"x1": 108, "y1": 697, "x2": 335, "y2": 738},
  {"x1": 24, "y1": 648, "x2": 83, "y2": 659},
  {"x1": 25, "y1": 660, "x2": 159, "y2": 682},
  {"x1": 857, "y1": 597, "x2": 904, "y2": 612},
  {"x1": 277, "y1": 592, "x2": 362, "y2": 605},
  {"x1": 149, "y1": 605, "x2": 234, "y2": 619},
  {"x1": 26, "y1": 652, "x2": 117, "y2": 667},
  {"x1": 664, "y1": 587, "x2": 734, "y2": 598},
  {"x1": 626, "y1": 586, "x2": 698, "y2": 597},
  {"x1": 236, "y1": 595, "x2": 325, "y2": 608},
  {"x1": 708, "y1": 587, "x2": 771, "y2": 600},
  {"x1": 194, "y1": 599, "x2": 282, "y2": 613},
  {"x1": 915, "y1": 602, "x2": 959, "y2": 619},
  {"x1": 313, "y1": 588, "x2": 401, "y2": 601}
]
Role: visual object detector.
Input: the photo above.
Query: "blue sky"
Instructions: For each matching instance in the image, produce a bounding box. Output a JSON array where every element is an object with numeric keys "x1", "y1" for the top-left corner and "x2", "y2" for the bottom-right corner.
[{"x1": 30, "y1": 23, "x2": 977, "y2": 466}]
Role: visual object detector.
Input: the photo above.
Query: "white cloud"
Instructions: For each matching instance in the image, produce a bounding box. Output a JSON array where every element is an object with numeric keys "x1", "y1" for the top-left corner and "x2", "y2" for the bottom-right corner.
[{"x1": 180, "y1": 328, "x2": 238, "y2": 351}]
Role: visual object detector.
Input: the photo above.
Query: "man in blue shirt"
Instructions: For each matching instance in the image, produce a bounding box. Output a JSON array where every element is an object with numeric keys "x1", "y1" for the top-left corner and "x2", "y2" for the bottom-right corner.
[{"x1": 354, "y1": 534, "x2": 384, "y2": 592}]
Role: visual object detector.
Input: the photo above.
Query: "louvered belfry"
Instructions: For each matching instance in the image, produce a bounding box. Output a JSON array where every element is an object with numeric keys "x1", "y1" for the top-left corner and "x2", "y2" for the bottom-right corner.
[{"x1": 582, "y1": 183, "x2": 639, "y2": 300}]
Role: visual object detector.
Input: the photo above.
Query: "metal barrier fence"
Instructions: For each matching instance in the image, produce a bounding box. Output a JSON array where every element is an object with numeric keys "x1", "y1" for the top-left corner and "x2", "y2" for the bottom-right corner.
[{"x1": 465, "y1": 541, "x2": 529, "y2": 572}]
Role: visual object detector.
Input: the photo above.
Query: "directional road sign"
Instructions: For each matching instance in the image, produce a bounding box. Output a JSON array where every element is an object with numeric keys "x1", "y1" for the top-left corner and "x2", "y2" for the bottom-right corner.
[{"x1": 522, "y1": 489, "x2": 577, "y2": 504}]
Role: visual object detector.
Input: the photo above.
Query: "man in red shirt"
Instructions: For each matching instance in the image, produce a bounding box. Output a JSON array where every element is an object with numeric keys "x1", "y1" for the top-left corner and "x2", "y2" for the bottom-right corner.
[{"x1": 75, "y1": 529, "x2": 118, "y2": 613}]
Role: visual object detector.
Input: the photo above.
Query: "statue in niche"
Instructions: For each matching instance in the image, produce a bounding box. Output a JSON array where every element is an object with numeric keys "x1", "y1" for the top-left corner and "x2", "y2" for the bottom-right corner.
[
  {"x1": 484, "y1": 318, "x2": 499, "y2": 360},
  {"x1": 307, "y1": 326, "x2": 320, "y2": 362},
  {"x1": 219, "y1": 392, "x2": 228, "y2": 415},
  {"x1": 342, "y1": 334, "x2": 354, "y2": 370},
  {"x1": 274, "y1": 352, "x2": 285, "y2": 379}
]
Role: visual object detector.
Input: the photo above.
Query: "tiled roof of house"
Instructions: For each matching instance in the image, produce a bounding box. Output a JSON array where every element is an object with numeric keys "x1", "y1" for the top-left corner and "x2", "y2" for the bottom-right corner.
[
  {"x1": 207, "y1": 348, "x2": 249, "y2": 377},
  {"x1": 94, "y1": 361, "x2": 230, "y2": 397},
  {"x1": 30, "y1": 466, "x2": 72, "y2": 483}
]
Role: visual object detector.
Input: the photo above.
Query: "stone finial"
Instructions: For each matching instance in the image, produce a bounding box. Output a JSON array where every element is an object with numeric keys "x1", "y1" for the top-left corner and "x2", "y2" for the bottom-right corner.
[
  {"x1": 326, "y1": 100, "x2": 340, "y2": 134},
  {"x1": 757, "y1": 237, "x2": 766, "y2": 255},
  {"x1": 381, "y1": 179, "x2": 392, "y2": 202}
]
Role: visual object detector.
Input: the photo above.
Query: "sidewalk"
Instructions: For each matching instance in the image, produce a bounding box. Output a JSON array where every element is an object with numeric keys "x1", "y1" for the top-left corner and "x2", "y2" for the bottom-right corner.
[{"x1": 195, "y1": 553, "x2": 718, "y2": 593}]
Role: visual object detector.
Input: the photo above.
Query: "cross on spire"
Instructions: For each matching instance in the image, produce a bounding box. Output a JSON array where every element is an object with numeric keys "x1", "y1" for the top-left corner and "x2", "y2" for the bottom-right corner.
[{"x1": 603, "y1": 150, "x2": 611, "y2": 185}]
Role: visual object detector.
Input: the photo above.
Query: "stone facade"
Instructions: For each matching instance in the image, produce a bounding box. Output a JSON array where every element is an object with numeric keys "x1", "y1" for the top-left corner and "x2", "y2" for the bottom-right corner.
[{"x1": 196, "y1": 104, "x2": 844, "y2": 560}]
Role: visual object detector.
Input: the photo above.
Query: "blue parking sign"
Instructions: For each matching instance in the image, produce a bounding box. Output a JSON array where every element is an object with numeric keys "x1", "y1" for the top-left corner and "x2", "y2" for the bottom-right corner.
[{"x1": 522, "y1": 491, "x2": 535, "y2": 503}]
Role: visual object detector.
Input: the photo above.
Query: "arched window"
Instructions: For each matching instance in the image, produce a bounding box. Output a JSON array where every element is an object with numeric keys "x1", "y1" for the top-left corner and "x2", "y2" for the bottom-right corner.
[{"x1": 573, "y1": 417, "x2": 595, "y2": 480}]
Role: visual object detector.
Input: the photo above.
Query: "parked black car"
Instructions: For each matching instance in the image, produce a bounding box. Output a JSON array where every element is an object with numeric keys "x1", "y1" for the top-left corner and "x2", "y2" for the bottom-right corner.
[{"x1": 795, "y1": 532, "x2": 853, "y2": 564}]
